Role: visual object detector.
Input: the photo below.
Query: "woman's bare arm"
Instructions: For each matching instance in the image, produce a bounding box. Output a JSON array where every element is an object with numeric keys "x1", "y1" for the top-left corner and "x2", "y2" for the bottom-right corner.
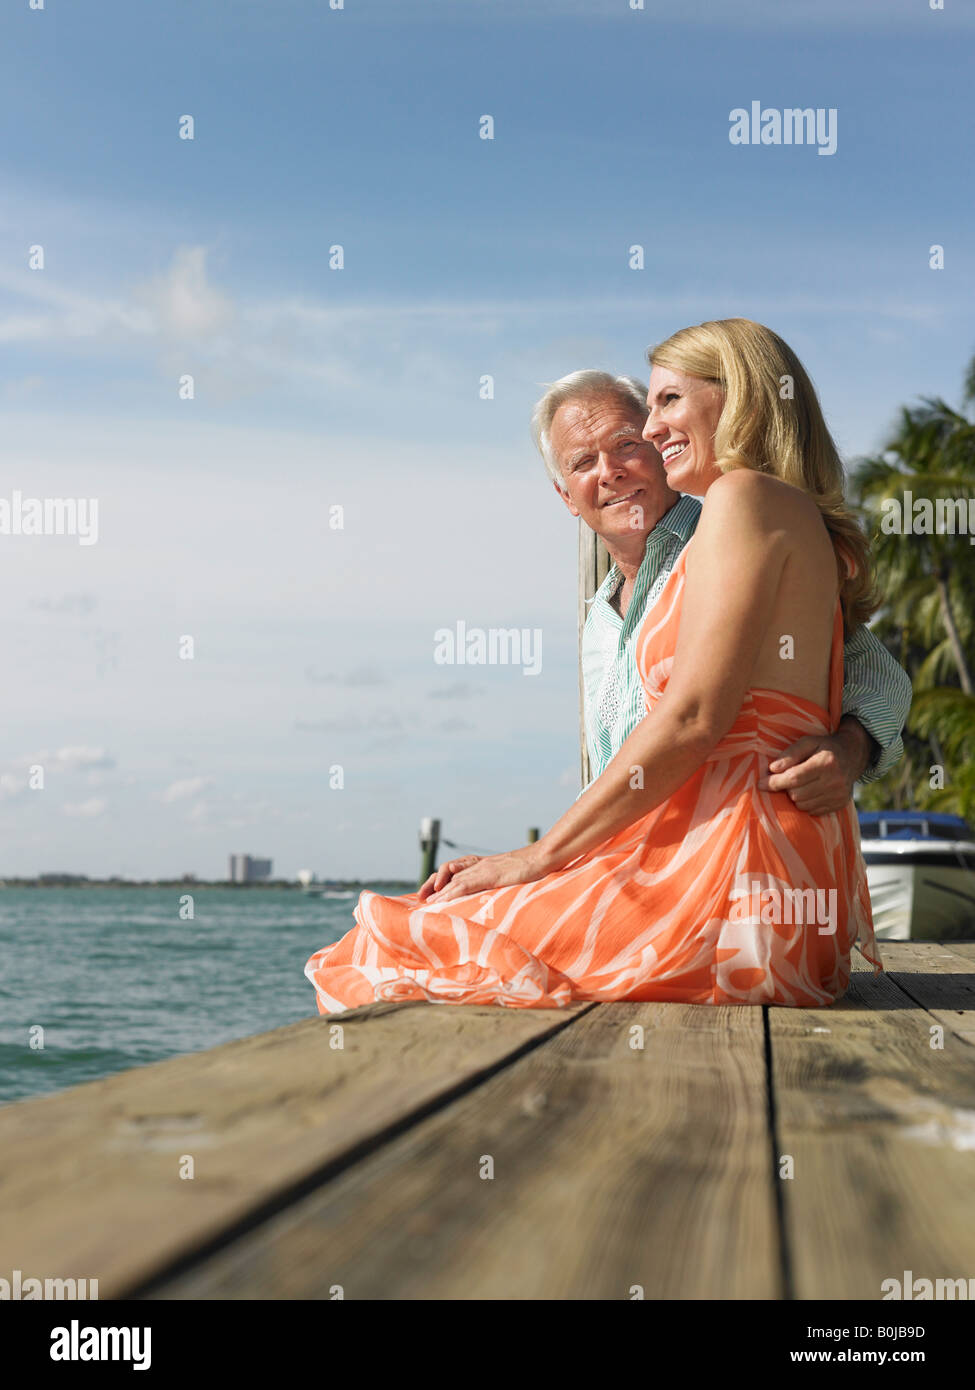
[{"x1": 427, "y1": 471, "x2": 794, "y2": 903}]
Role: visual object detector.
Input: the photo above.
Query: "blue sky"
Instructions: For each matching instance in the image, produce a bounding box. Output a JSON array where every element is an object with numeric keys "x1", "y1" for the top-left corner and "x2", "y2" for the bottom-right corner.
[{"x1": 0, "y1": 0, "x2": 972, "y2": 879}]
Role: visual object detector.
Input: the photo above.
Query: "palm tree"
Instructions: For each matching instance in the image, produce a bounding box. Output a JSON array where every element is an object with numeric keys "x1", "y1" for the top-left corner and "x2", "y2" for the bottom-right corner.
[
  {"x1": 851, "y1": 356, "x2": 975, "y2": 815},
  {"x1": 852, "y1": 391, "x2": 975, "y2": 693},
  {"x1": 902, "y1": 688, "x2": 975, "y2": 822}
]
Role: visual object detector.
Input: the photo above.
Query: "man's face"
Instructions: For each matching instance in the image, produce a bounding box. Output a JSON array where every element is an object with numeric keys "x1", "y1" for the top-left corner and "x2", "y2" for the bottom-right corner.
[{"x1": 549, "y1": 393, "x2": 676, "y2": 541}]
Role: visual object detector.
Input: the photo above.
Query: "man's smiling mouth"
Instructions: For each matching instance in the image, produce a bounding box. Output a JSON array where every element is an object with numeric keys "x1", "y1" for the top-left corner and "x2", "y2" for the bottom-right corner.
[{"x1": 602, "y1": 489, "x2": 642, "y2": 508}]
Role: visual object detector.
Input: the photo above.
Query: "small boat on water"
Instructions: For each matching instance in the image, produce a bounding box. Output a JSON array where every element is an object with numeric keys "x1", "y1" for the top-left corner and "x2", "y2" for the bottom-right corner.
[
  {"x1": 297, "y1": 871, "x2": 352, "y2": 898},
  {"x1": 858, "y1": 811, "x2": 975, "y2": 941}
]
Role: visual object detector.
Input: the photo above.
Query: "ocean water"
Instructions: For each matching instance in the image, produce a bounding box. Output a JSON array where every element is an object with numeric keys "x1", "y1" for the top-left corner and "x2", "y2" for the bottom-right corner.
[{"x1": 0, "y1": 885, "x2": 411, "y2": 1108}]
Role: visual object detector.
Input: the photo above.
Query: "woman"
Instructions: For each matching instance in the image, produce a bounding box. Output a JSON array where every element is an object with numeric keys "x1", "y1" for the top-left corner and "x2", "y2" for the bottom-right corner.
[{"x1": 305, "y1": 318, "x2": 882, "y2": 1011}]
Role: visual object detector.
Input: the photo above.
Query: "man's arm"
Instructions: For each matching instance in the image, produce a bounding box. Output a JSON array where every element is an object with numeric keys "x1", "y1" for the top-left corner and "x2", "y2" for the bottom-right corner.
[{"x1": 838, "y1": 621, "x2": 912, "y2": 781}]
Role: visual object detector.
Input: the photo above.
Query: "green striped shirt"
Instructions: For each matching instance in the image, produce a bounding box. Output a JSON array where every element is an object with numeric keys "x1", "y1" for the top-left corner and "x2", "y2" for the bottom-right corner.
[{"x1": 581, "y1": 493, "x2": 911, "y2": 786}]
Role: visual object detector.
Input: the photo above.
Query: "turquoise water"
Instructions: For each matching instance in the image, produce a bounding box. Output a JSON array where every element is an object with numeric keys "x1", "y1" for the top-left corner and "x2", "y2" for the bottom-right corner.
[{"x1": 0, "y1": 886, "x2": 410, "y2": 1107}]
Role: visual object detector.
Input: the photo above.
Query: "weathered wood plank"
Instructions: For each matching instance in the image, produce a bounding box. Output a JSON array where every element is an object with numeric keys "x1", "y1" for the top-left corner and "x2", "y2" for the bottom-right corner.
[
  {"x1": 876, "y1": 941, "x2": 975, "y2": 1047},
  {"x1": 0, "y1": 1001, "x2": 589, "y2": 1299},
  {"x1": 769, "y1": 945, "x2": 975, "y2": 1300},
  {"x1": 152, "y1": 1001, "x2": 779, "y2": 1300},
  {"x1": 934, "y1": 941, "x2": 975, "y2": 960}
]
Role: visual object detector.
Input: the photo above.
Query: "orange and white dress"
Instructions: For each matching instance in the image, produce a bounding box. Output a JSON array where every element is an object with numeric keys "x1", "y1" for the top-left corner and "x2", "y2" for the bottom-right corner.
[{"x1": 305, "y1": 548, "x2": 881, "y2": 1012}]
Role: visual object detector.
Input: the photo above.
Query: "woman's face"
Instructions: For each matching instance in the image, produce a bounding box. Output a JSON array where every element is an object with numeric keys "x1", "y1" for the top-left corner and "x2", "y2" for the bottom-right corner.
[{"x1": 643, "y1": 365, "x2": 726, "y2": 495}]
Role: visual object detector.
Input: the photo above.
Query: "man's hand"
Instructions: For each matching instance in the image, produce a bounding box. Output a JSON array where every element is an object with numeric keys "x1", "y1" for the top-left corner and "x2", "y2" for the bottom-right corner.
[
  {"x1": 757, "y1": 717, "x2": 877, "y2": 815},
  {"x1": 421, "y1": 846, "x2": 550, "y2": 905}
]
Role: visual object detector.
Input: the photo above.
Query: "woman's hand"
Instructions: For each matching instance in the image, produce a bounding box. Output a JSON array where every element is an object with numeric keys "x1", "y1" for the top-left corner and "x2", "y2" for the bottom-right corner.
[
  {"x1": 417, "y1": 855, "x2": 482, "y2": 902},
  {"x1": 422, "y1": 846, "x2": 551, "y2": 905}
]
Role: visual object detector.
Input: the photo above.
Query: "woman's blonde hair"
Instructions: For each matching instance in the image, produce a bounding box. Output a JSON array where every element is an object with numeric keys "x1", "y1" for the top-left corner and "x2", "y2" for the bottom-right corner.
[{"x1": 647, "y1": 317, "x2": 878, "y2": 634}]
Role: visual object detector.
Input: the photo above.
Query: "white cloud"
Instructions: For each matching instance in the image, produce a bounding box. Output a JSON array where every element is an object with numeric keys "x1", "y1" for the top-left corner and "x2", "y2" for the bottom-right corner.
[
  {"x1": 0, "y1": 375, "x2": 44, "y2": 401},
  {"x1": 0, "y1": 239, "x2": 948, "y2": 404},
  {"x1": 0, "y1": 772, "x2": 25, "y2": 801},
  {"x1": 62, "y1": 798, "x2": 107, "y2": 818},
  {"x1": 163, "y1": 776, "x2": 213, "y2": 803},
  {"x1": 305, "y1": 665, "x2": 388, "y2": 687},
  {"x1": 0, "y1": 265, "x2": 150, "y2": 345},
  {"x1": 133, "y1": 246, "x2": 235, "y2": 342},
  {"x1": 428, "y1": 682, "x2": 483, "y2": 701},
  {"x1": 29, "y1": 593, "x2": 98, "y2": 616},
  {"x1": 294, "y1": 710, "x2": 404, "y2": 733},
  {"x1": 0, "y1": 749, "x2": 113, "y2": 801},
  {"x1": 4, "y1": 748, "x2": 116, "y2": 777},
  {"x1": 436, "y1": 717, "x2": 476, "y2": 733},
  {"x1": 54, "y1": 747, "x2": 116, "y2": 771}
]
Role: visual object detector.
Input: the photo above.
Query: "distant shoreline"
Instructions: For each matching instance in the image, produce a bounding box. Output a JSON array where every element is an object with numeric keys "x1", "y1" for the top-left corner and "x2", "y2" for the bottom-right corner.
[{"x1": 0, "y1": 879, "x2": 414, "y2": 891}]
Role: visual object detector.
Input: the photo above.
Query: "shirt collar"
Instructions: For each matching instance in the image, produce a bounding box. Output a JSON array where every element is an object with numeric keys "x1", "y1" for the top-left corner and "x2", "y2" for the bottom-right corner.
[{"x1": 596, "y1": 493, "x2": 702, "y2": 601}]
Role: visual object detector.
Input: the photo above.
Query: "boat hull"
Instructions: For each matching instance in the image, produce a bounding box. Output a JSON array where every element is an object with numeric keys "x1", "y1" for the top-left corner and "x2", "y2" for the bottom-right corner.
[{"x1": 863, "y1": 850, "x2": 975, "y2": 941}]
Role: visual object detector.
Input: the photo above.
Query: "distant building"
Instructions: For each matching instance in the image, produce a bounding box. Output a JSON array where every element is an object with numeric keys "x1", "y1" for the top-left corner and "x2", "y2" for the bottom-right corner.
[{"x1": 229, "y1": 854, "x2": 273, "y2": 883}]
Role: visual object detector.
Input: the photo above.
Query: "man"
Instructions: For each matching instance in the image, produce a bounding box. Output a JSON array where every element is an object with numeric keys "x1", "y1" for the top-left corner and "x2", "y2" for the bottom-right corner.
[{"x1": 531, "y1": 370, "x2": 911, "y2": 811}]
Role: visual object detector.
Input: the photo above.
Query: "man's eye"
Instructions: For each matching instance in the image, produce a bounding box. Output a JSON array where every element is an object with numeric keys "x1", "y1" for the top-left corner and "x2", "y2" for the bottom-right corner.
[{"x1": 619, "y1": 440, "x2": 636, "y2": 451}]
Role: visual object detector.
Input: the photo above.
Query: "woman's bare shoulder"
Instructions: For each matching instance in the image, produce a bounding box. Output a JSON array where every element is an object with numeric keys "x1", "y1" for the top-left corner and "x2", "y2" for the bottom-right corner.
[{"x1": 701, "y1": 468, "x2": 825, "y2": 536}]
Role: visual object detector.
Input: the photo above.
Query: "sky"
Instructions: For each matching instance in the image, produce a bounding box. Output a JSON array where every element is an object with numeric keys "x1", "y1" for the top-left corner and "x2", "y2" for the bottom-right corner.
[{"x1": 0, "y1": 0, "x2": 972, "y2": 880}]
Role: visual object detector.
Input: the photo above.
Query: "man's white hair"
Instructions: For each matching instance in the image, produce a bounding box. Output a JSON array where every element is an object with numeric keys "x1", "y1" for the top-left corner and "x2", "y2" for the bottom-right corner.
[{"x1": 530, "y1": 370, "x2": 649, "y2": 493}]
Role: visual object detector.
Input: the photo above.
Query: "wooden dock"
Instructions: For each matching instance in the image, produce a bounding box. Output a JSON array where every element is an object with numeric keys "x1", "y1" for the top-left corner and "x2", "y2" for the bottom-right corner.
[{"x1": 2, "y1": 941, "x2": 974, "y2": 1300}]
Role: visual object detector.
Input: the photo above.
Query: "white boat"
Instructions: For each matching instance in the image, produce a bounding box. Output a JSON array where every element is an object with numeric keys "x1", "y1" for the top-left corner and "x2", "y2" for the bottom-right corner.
[
  {"x1": 858, "y1": 811, "x2": 975, "y2": 941},
  {"x1": 297, "y1": 870, "x2": 351, "y2": 898}
]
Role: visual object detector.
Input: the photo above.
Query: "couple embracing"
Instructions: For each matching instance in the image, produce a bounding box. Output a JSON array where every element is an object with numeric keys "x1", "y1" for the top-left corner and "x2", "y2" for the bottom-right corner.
[{"x1": 306, "y1": 318, "x2": 911, "y2": 1010}]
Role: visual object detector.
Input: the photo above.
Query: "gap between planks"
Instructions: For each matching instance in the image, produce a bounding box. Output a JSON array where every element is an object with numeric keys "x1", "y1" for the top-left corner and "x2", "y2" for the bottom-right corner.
[
  {"x1": 768, "y1": 942, "x2": 975, "y2": 1299},
  {"x1": 0, "y1": 1001, "x2": 592, "y2": 1299},
  {"x1": 150, "y1": 1000, "x2": 779, "y2": 1301}
]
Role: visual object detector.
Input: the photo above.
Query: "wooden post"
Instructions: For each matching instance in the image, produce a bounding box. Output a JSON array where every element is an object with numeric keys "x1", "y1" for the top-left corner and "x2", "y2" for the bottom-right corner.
[
  {"x1": 419, "y1": 817, "x2": 440, "y2": 888},
  {"x1": 527, "y1": 827, "x2": 539, "y2": 843},
  {"x1": 578, "y1": 520, "x2": 612, "y2": 791}
]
